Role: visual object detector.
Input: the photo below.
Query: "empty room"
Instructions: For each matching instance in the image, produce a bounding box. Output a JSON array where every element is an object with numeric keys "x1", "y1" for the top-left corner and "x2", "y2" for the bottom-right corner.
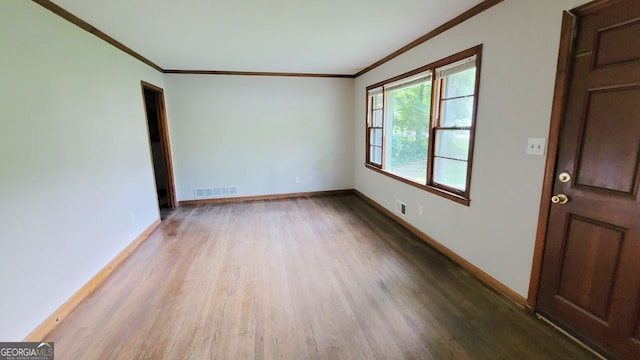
[{"x1": 1, "y1": 0, "x2": 639, "y2": 359}]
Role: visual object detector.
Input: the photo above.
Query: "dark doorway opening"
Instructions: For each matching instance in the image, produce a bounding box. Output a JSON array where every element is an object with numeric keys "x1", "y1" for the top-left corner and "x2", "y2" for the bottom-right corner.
[{"x1": 142, "y1": 81, "x2": 176, "y2": 215}]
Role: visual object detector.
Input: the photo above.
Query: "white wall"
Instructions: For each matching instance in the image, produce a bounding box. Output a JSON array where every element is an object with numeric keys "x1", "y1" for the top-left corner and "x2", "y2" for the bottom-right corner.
[
  {"x1": 0, "y1": 1, "x2": 164, "y2": 340},
  {"x1": 164, "y1": 75, "x2": 354, "y2": 200},
  {"x1": 354, "y1": 0, "x2": 588, "y2": 297}
]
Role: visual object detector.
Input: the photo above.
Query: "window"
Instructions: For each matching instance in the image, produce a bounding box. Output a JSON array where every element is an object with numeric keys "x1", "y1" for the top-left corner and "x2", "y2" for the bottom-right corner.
[{"x1": 365, "y1": 46, "x2": 481, "y2": 205}]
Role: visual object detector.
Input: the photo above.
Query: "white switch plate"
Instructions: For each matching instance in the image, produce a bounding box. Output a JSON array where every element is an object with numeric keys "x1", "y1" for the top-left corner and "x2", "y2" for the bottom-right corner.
[{"x1": 527, "y1": 138, "x2": 546, "y2": 156}]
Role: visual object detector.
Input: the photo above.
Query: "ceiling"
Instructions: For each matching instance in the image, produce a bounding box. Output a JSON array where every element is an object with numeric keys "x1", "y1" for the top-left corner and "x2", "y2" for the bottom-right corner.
[{"x1": 50, "y1": 0, "x2": 486, "y2": 75}]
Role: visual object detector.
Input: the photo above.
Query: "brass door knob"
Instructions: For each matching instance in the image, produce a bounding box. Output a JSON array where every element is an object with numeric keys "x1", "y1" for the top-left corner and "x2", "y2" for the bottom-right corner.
[{"x1": 551, "y1": 194, "x2": 569, "y2": 205}]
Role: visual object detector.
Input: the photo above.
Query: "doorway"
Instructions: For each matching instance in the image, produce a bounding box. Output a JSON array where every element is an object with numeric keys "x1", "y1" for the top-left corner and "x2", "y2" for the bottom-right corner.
[
  {"x1": 530, "y1": 0, "x2": 640, "y2": 359},
  {"x1": 142, "y1": 81, "x2": 177, "y2": 213}
]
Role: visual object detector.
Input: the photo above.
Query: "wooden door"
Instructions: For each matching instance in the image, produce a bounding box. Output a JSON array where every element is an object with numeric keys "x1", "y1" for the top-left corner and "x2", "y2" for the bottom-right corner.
[{"x1": 537, "y1": 0, "x2": 640, "y2": 359}]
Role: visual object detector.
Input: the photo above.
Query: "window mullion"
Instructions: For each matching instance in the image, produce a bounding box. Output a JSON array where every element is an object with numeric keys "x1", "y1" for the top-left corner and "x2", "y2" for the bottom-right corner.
[
  {"x1": 436, "y1": 126, "x2": 472, "y2": 130},
  {"x1": 441, "y1": 94, "x2": 474, "y2": 101},
  {"x1": 381, "y1": 90, "x2": 386, "y2": 168},
  {"x1": 366, "y1": 96, "x2": 370, "y2": 164},
  {"x1": 366, "y1": 90, "x2": 384, "y2": 167},
  {"x1": 433, "y1": 77, "x2": 447, "y2": 185},
  {"x1": 426, "y1": 73, "x2": 439, "y2": 185},
  {"x1": 367, "y1": 96, "x2": 373, "y2": 165}
]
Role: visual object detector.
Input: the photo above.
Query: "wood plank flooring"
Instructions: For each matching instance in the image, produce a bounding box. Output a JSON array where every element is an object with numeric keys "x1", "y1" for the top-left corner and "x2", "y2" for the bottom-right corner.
[{"x1": 45, "y1": 194, "x2": 596, "y2": 359}]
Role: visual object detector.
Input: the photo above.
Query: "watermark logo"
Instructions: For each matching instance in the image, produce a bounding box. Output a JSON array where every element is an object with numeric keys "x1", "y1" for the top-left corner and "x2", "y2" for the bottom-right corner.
[{"x1": 0, "y1": 342, "x2": 54, "y2": 360}]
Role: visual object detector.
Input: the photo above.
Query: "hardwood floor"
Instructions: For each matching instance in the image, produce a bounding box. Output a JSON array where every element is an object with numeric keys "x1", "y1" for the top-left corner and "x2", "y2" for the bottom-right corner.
[{"x1": 45, "y1": 194, "x2": 596, "y2": 359}]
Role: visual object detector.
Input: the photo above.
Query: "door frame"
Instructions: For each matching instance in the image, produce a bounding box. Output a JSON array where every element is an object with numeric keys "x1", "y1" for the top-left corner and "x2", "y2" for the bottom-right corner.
[
  {"x1": 141, "y1": 81, "x2": 177, "y2": 209},
  {"x1": 526, "y1": 0, "x2": 622, "y2": 310}
]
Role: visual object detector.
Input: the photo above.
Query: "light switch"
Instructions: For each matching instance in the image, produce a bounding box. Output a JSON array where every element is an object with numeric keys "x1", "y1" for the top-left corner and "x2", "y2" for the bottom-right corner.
[{"x1": 527, "y1": 138, "x2": 546, "y2": 156}]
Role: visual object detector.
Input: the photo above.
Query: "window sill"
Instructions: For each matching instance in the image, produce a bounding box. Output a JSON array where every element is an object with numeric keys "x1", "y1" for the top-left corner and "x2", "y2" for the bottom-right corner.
[{"x1": 364, "y1": 163, "x2": 471, "y2": 206}]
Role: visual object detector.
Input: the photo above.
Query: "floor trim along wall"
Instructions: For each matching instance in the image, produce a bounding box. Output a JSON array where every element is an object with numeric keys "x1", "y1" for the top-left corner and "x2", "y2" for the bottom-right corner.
[
  {"x1": 23, "y1": 218, "x2": 161, "y2": 341},
  {"x1": 353, "y1": 190, "x2": 528, "y2": 308},
  {"x1": 178, "y1": 189, "x2": 354, "y2": 206}
]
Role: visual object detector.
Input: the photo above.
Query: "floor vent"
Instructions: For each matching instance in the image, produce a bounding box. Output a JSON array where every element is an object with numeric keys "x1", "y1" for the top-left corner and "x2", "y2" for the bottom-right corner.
[{"x1": 195, "y1": 186, "x2": 239, "y2": 199}]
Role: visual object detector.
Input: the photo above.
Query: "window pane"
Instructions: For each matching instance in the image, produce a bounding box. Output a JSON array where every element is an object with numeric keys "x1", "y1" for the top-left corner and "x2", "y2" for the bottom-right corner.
[
  {"x1": 433, "y1": 157, "x2": 467, "y2": 191},
  {"x1": 370, "y1": 128, "x2": 382, "y2": 146},
  {"x1": 372, "y1": 109, "x2": 383, "y2": 127},
  {"x1": 444, "y1": 68, "x2": 476, "y2": 98},
  {"x1": 370, "y1": 146, "x2": 382, "y2": 165},
  {"x1": 374, "y1": 93, "x2": 383, "y2": 109},
  {"x1": 385, "y1": 80, "x2": 431, "y2": 183},
  {"x1": 434, "y1": 130, "x2": 470, "y2": 161},
  {"x1": 441, "y1": 96, "x2": 473, "y2": 127},
  {"x1": 389, "y1": 160, "x2": 427, "y2": 183}
]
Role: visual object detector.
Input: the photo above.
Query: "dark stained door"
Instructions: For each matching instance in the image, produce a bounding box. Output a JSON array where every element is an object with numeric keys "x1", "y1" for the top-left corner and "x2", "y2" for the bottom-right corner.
[{"x1": 537, "y1": 1, "x2": 640, "y2": 359}]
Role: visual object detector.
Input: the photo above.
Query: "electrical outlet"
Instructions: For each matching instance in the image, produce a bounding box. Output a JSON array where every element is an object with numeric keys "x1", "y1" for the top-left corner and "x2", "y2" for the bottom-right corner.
[
  {"x1": 295, "y1": 176, "x2": 300, "y2": 184},
  {"x1": 418, "y1": 205, "x2": 423, "y2": 215}
]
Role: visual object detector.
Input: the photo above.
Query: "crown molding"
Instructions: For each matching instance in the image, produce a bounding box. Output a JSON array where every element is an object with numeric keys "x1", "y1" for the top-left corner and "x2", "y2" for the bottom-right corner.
[
  {"x1": 32, "y1": 0, "x2": 503, "y2": 79},
  {"x1": 33, "y1": 0, "x2": 163, "y2": 72},
  {"x1": 354, "y1": 0, "x2": 503, "y2": 77},
  {"x1": 163, "y1": 69, "x2": 354, "y2": 78}
]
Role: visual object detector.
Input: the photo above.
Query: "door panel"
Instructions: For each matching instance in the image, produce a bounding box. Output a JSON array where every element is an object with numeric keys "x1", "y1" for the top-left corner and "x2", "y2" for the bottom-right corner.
[
  {"x1": 537, "y1": 1, "x2": 640, "y2": 359},
  {"x1": 594, "y1": 18, "x2": 640, "y2": 68},
  {"x1": 557, "y1": 215, "x2": 624, "y2": 322},
  {"x1": 575, "y1": 86, "x2": 640, "y2": 194},
  {"x1": 635, "y1": 310, "x2": 640, "y2": 341}
]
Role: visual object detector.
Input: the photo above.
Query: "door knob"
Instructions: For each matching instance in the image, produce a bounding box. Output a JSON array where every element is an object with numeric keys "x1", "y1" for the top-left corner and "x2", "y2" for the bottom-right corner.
[{"x1": 551, "y1": 194, "x2": 569, "y2": 205}]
